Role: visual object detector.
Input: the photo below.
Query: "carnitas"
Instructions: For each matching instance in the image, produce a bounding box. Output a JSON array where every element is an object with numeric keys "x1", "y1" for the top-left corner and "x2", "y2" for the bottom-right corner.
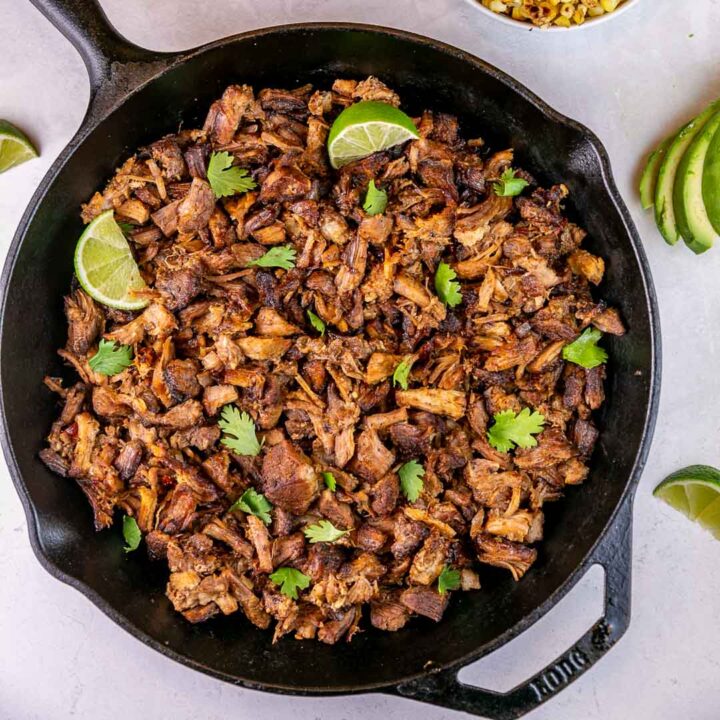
[{"x1": 41, "y1": 76, "x2": 623, "y2": 643}]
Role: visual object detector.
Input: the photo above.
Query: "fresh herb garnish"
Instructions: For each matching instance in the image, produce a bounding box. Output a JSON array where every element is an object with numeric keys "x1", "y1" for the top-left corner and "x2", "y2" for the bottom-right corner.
[
  {"x1": 303, "y1": 520, "x2": 348, "y2": 544},
  {"x1": 323, "y1": 471, "x2": 337, "y2": 491},
  {"x1": 493, "y1": 168, "x2": 529, "y2": 197},
  {"x1": 122, "y1": 515, "x2": 141, "y2": 553},
  {"x1": 434, "y1": 261, "x2": 462, "y2": 308},
  {"x1": 218, "y1": 405, "x2": 263, "y2": 456},
  {"x1": 392, "y1": 356, "x2": 415, "y2": 390},
  {"x1": 307, "y1": 310, "x2": 326, "y2": 336},
  {"x1": 88, "y1": 339, "x2": 133, "y2": 376},
  {"x1": 562, "y1": 328, "x2": 608, "y2": 369},
  {"x1": 246, "y1": 245, "x2": 297, "y2": 270},
  {"x1": 207, "y1": 150, "x2": 256, "y2": 198},
  {"x1": 269, "y1": 567, "x2": 311, "y2": 599},
  {"x1": 229, "y1": 487, "x2": 273, "y2": 525},
  {"x1": 437, "y1": 566, "x2": 461, "y2": 594},
  {"x1": 117, "y1": 221, "x2": 134, "y2": 235},
  {"x1": 487, "y1": 408, "x2": 545, "y2": 453},
  {"x1": 399, "y1": 459, "x2": 425, "y2": 502},
  {"x1": 363, "y1": 180, "x2": 388, "y2": 215}
]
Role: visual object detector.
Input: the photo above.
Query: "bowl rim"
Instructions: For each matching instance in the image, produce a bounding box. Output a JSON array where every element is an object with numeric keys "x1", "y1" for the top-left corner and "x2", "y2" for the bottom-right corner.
[{"x1": 466, "y1": 0, "x2": 641, "y2": 32}]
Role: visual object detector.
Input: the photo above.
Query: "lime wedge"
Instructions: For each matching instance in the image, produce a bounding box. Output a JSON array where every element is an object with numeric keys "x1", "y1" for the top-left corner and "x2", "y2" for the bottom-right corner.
[
  {"x1": 0, "y1": 120, "x2": 38, "y2": 173},
  {"x1": 74, "y1": 210, "x2": 148, "y2": 311},
  {"x1": 654, "y1": 465, "x2": 720, "y2": 538},
  {"x1": 327, "y1": 101, "x2": 419, "y2": 169}
]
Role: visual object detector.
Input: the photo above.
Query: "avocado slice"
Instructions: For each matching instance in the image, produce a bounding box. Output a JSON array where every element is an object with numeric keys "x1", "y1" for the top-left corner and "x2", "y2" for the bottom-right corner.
[
  {"x1": 639, "y1": 136, "x2": 672, "y2": 210},
  {"x1": 655, "y1": 101, "x2": 720, "y2": 245},
  {"x1": 674, "y1": 109, "x2": 720, "y2": 254},
  {"x1": 702, "y1": 122, "x2": 720, "y2": 234}
]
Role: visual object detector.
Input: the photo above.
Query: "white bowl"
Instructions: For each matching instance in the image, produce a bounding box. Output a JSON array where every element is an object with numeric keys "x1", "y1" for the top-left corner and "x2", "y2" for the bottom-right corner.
[{"x1": 466, "y1": 0, "x2": 642, "y2": 31}]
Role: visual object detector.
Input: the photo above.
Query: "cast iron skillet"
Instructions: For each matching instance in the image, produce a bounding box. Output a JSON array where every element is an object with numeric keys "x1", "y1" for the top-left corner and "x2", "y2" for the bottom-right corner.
[{"x1": 1, "y1": 1, "x2": 660, "y2": 717}]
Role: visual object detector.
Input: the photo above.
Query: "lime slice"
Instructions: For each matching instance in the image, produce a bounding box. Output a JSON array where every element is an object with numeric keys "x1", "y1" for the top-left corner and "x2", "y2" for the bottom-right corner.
[
  {"x1": 0, "y1": 120, "x2": 38, "y2": 173},
  {"x1": 327, "y1": 101, "x2": 419, "y2": 169},
  {"x1": 74, "y1": 210, "x2": 148, "y2": 311},
  {"x1": 654, "y1": 465, "x2": 720, "y2": 538}
]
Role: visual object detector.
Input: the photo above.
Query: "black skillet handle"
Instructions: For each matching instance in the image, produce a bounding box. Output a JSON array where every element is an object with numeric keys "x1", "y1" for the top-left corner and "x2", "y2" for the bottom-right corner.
[
  {"x1": 391, "y1": 495, "x2": 633, "y2": 720},
  {"x1": 29, "y1": 0, "x2": 174, "y2": 122}
]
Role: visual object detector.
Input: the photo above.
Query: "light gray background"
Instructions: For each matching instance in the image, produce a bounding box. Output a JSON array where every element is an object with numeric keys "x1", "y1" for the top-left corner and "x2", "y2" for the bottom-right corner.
[{"x1": 1, "y1": 0, "x2": 719, "y2": 718}]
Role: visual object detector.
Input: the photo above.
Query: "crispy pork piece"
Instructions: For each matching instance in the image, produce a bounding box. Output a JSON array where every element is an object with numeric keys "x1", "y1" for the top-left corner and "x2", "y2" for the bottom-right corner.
[
  {"x1": 164, "y1": 358, "x2": 202, "y2": 401},
  {"x1": 409, "y1": 532, "x2": 448, "y2": 585},
  {"x1": 395, "y1": 389, "x2": 467, "y2": 420},
  {"x1": 106, "y1": 303, "x2": 176, "y2": 345},
  {"x1": 202, "y1": 385, "x2": 239, "y2": 416},
  {"x1": 150, "y1": 137, "x2": 186, "y2": 180},
  {"x1": 350, "y1": 429, "x2": 395, "y2": 483},
  {"x1": 203, "y1": 84, "x2": 259, "y2": 145},
  {"x1": 261, "y1": 439, "x2": 319, "y2": 514},
  {"x1": 175, "y1": 425, "x2": 221, "y2": 451},
  {"x1": 177, "y1": 178, "x2": 215, "y2": 234},
  {"x1": 114, "y1": 440, "x2": 143, "y2": 481},
  {"x1": 254, "y1": 307, "x2": 300, "y2": 336},
  {"x1": 591, "y1": 307, "x2": 626, "y2": 336},
  {"x1": 370, "y1": 590, "x2": 410, "y2": 631},
  {"x1": 155, "y1": 260, "x2": 205, "y2": 312},
  {"x1": 474, "y1": 534, "x2": 537, "y2": 580},
  {"x1": 400, "y1": 586, "x2": 449, "y2": 622},
  {"x1": 371, "y1": 472, "x2": 400, "y2": 516},
  {"x1": 64, "y1": 289, "x2": 103, "y2": 355},
  {"x1": 568, "y1": 249, "x2": 604, "y2": 285},
  {"x1": 246, "y1": 515, "x2": 273, "y2": 573},
  {"x1": 259, "y1": 165, "x2": 312, "y2": 203}
]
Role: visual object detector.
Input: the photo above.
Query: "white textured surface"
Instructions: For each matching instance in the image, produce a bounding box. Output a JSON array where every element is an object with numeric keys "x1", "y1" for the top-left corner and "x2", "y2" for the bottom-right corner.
[{"x1": 1, "y1": 1, "x2": 720, "y2": 718}]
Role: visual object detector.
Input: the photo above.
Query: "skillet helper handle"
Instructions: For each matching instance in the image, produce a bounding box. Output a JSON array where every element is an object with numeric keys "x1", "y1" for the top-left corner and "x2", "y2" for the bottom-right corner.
[
  {"x1": 29, "y1": 0, "x2": 171, "y2": 119},
  {"x1": 392, "y1": 495, "x2": 633, "y2": 720}
]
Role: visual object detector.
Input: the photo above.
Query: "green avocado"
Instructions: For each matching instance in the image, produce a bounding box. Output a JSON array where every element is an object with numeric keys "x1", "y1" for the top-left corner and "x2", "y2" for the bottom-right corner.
[
  {"x1": 639, "y1": 136, "x2": 672, "y2": 210},
  {"x1": 655, "y1": 101, "x2": 720, "y2": 245},
  {"x1": 674, "y1": 109, "x2": 720, "y2": 254},
  {"x1": 702, "y1": 122, "x2": 720, "y2": 235}
]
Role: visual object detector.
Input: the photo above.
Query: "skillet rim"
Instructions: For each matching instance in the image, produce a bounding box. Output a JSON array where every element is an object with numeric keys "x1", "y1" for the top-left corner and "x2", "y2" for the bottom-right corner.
[{"x1": 0, "y1": 20, "x2": 661, "y2": 695}]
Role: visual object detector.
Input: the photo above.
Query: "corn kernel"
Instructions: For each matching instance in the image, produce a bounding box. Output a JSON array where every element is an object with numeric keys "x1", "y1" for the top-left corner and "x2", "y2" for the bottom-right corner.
[
  {"x1": 573, "y1": 5, "x2": 587, "y2": 22},
  {"x1": 481, "y1": 0, "x2": 624, "y2": 27}
]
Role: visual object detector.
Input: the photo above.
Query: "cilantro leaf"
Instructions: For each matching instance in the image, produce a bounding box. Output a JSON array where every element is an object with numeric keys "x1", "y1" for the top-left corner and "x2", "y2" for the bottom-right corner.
[
  {"x1": 399, "y1": 459, "x2": 425, "y2": 502},
  {"x1": 122, "y1": 515, "x2": 141, "y2": 553},
  {"x1": 493, "y1": 168, "x2": 529, "y2": 197},
  {"x1": 269, "y1": 567, "x2": 311, "y2": 599},
  {"x1": 303, "y1": 520, "x2": 348, "y2": 544},
  {"x1": 307, "y1": 310, "x2": 326, "y2": 336},
  {"x1": 323, "y1": 471, "x2": 337, "y2": 491},
  {"x1": 117, "y1": 221, "x2": 134, "y2": 236},
  {"x1": 434, "y1": 261, "x2": 462, "y2": 308},
  {"x1": 487, "y1": 408, "x2": 545, "y2": 453},
  {"x1": 229, "y1": 487, "x2": 273, "y2": 525},
  {"x1": 363, "y1": 180, "x2": 388, "y2": 215},
  {"x1": 437, "y1": 566, "x2": 461, "y2": 594},
  {"x1": 89, "y1": 339, "x2": 133, "y2": 376},
  {"x1": 392, "y1": 356, "x2": 415, "y2": 391},
  {"x1": 562, "y1": 328, "x2": 608, "y2": 369},
  {"x1": 218, "y1": 405, "x2": 263, "y2": 456},
  {"x1": 207, "y1": 151, "x2": 256, "y2": 198},
  {"x1": 246, "y1": 245, "x2": 296, "y2": 270}
]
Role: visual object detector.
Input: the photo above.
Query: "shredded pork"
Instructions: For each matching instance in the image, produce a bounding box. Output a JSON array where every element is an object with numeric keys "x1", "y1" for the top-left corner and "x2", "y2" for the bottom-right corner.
[{"x1": 41, "y1": 76, "x2": 624, "y2": 643}]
